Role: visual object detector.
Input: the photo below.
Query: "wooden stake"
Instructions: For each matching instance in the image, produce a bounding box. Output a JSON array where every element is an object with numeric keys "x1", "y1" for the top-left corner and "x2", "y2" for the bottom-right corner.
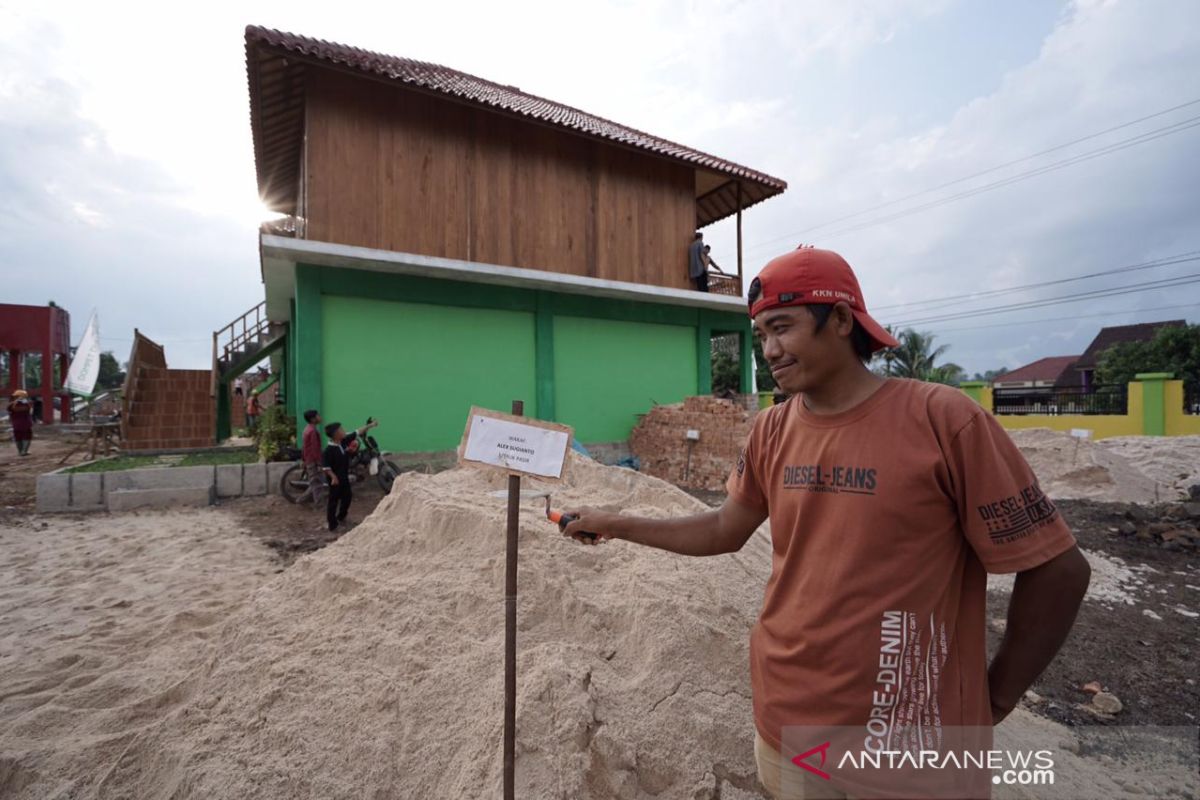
[{"x1": 503, "y1": 399, "x2": 523, "y2": 800}]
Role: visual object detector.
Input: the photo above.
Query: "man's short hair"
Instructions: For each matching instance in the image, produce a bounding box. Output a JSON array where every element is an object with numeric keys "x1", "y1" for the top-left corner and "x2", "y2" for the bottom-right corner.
[
  {"x1": 694, "y1": 232, "x2": 703, "y2": 239},
  {"x1": 324, "y1": 422, "x2": 342, "y2": 438},
  {"x1": 303, "y1": 409, "x2": 319, "y2": 423},
  {"x1": 807, "y1": 304, "x2": 874, "y2": 363}
]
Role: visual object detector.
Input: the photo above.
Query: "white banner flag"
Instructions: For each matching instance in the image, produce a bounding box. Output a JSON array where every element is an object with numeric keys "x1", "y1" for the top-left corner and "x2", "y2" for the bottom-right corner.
[{"x1": 65, "y1": 312, "x2": 101, "y2": 396}]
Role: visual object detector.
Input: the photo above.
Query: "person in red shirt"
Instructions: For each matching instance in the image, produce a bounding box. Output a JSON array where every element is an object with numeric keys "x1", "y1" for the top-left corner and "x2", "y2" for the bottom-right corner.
[
  {"x1": 297, "y1": 408, "x2": 325, "y2": 507},
  {"x1": 7, "y1": 390, "x2": 35, "y2": 456},
  {"x1": 245, "y1": 390, "x2": 260, "y2": 432},
  {"x1": 562, "y1": 248, "x2": 1091, "y2": 799}
]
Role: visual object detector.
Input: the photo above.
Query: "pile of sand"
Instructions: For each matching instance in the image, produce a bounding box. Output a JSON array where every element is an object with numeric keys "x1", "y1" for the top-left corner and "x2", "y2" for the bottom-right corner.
[
  {"x1": 0, "y1": 510, "x2": 277, "y2": 798},
  {"x1": 3, "y1": 456, "x2": 774, "y2": 799},
  {"x1": 1004, "y1": 428, "x2": 1164, "y2": 502},
  {"x1": 1096, "y1": 435, "x2": 1200, "y2": 499}
]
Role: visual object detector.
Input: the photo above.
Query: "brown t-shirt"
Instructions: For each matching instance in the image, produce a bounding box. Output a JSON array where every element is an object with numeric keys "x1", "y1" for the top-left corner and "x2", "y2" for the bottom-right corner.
[{"x1": 727, "y1": 379, "x2": 1076, "y2": 753}]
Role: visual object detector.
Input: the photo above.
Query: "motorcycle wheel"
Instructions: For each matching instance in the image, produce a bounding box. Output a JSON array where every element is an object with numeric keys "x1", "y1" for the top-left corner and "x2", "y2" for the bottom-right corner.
[
  {"x1": 377, "y1": 460, "x2": 402, "y2": 494},
  {"x1": 280, "y1": 464, "x2": 309, "y2": 504}
]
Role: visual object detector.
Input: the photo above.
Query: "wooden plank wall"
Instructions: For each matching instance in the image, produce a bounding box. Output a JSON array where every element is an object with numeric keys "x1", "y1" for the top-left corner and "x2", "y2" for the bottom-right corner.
[{"x1": 304, "y1": 69, "x2": 695, "y2": 290}]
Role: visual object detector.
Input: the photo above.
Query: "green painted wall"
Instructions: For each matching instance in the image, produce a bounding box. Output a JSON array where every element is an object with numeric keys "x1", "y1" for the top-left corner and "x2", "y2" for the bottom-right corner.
[
  {"x1": 553, "y1": 316, "x2": 697, "y2": 442},
  {"x1": 287, "y1": 263, "x2": 748, "y2": 452},
  {"x1": 320, "y1": 295, "x2": 537, "y2": 452},
  {"x1": 294, "y1": 264, "x2": 324, "y2": 443}
]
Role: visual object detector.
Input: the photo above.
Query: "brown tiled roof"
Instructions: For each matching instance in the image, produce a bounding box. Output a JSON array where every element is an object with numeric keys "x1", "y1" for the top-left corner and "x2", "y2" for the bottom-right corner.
[
  {"x1": 245, "y1": 25, "x2": 786, "y2": 224},
  {"x1": 993, "y1": 356, "x2": 1078, "y2": 385},
  {"x1": 1074, "y1": 320, "x2": 1186, "y2": 369}
]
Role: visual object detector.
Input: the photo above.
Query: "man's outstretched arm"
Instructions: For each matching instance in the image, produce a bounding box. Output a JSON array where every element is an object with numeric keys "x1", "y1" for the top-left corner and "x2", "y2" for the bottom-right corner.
[
  {"x1": 988, "y1": 545, "x2": 1091, "y2": 723},
  {"x1": 562, "y1": 497, "x2": 767, "y2": 557}
]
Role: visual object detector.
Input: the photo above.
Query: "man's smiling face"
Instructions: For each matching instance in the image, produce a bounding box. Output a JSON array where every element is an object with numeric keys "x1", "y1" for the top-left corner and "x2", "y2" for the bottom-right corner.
[{"x1": 753, "y1": 305, "x2": 852, "y2": 395}]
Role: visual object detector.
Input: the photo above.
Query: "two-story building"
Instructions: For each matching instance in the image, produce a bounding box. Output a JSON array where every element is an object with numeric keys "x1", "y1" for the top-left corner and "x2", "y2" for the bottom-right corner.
[{"x1": 236, "y1": 26, "x2": 786, "y2": 453}]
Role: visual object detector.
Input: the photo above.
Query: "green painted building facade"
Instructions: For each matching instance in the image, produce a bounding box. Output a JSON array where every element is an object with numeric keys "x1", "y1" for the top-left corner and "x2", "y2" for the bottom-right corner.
[{"x1": 271, "y1": 243, "x2": 754, "y2": 453}]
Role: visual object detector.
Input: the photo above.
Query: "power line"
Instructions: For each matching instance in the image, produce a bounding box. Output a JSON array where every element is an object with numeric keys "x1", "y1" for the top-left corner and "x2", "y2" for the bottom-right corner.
[
  {"x1": 721, "y1": 103, "x2": 1200, "y2": 265},
  {"x1": 918, "y1": 302, "x2": 1200, "y2": 335},
  {"x1": 872, "y1": 251, "x2": 1200, "y2": 312},
  {"x1": 884, "y1": 272, "x2": 1200, "y2": 327},
  {"x1": 789, "y1": 115, "x2": 1200, "y2": 245},
  {"x1": 753, "y1": 97, "x2": 1200, "y2": 246}
]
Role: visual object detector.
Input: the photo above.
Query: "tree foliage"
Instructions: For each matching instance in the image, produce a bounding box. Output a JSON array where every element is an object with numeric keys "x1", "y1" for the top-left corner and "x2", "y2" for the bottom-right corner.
[
  {"x1": 711, "y1": 350, "x2": 740, "y2": 396},
  {"x1": 751, "y1": 338, "x2": 776, "y2": 392},
  {"x1": 23, "y1": 353, "x2": 42, "y2": 389},
  {"x1": 971, "y1": 367, "x2": 1010, "y2": 382},
  {"x1": 97, "y1": 352, "x2": 125, "y2": 391},
  {"x1": 1096, "y1": 324, "x2": 1200, "y2": 389},
  {"x1": 874, "y1": 329, "x2": 964, "y2": 385}
]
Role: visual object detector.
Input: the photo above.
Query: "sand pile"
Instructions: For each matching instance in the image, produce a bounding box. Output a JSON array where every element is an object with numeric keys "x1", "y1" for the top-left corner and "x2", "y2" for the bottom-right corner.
[
  {"x1": 4, "y1": 455, "x2": 774, "y2": 799},
  {"x1": 1004, "y1": 428, "x2": 1163, "y2": 502},
  {"x1": 0, "y1": 510, "x2": 277, "y2": 798},
  {"x1": 1096, "y1": 435, "x2": 1200, "y2": 499}
]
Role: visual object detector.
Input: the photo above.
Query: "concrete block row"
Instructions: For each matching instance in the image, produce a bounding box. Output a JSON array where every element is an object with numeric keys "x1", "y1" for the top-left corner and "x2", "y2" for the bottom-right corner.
[
  {"x1": 35, "y1": 461, "x2": 298, "y2": 513},
  {"x1": 108, "y1": 486, "x2": 215, "y2": 512}
]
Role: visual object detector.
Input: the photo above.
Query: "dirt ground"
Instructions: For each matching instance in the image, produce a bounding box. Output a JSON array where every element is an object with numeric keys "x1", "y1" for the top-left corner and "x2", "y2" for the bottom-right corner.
[
  {"x1": 0, "y1": 427, "x2": 92, "y2": 520},
  {"x1": 0, "y1": 425, "x2": 389, "y2": 565},
  {"x1": 995, "y1": 499, "x2": 1200, "y2": 729},
  {"x1": 685, "y1": 489, "x2": 1200, "y2": 731},
  {"x1": 222, "y1": 489, "x2": 385, "y2": 566}
]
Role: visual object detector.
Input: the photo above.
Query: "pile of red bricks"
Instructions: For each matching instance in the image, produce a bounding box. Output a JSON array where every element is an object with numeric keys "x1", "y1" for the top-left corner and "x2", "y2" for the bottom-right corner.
[
  {"x1": 630, "y1": 395, "x2": 756, "y2": 491},
  {"x1": 123, "y1": 367, "x2": 216, "y2": 451}
]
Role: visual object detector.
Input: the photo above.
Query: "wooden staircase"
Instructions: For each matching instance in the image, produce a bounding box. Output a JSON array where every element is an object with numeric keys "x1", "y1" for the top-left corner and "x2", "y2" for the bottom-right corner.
[
  {"x1": 212, "y1": 302, "x2": 287, "y2": 440},
  {"x1": 212, "y1": 302, "x2": 286, "y2": 383}
]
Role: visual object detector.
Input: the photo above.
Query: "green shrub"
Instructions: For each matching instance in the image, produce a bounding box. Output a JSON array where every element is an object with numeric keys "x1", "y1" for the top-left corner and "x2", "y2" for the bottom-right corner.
[{"x1": 254, "y1": 406, "x2": 297, "y2": 462}]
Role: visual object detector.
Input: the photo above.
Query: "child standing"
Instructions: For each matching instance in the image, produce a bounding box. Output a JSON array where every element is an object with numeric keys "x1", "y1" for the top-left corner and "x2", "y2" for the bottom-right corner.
[
  {"x1": 298, "y1": 409, "x2": 325, "y2": 507},
  {"x1": 321, "y1": 417, "x2": 378, "y2": 532}
]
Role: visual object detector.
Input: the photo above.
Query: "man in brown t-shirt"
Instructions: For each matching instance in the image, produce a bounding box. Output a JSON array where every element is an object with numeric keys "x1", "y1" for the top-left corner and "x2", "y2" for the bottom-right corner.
[{"x1": 563, "y1": 247, "x2": 1091, "y2": 799}]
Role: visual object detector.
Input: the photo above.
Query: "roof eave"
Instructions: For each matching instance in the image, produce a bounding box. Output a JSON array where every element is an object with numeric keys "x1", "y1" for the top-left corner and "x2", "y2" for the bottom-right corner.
[{"x1": 245, "y1": 27, "x2": 787, "y2": 218}]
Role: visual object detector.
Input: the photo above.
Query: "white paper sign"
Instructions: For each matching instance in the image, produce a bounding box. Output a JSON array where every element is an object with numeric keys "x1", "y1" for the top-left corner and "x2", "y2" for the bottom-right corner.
[{"x1": 462, "y1": 413, "x2": 571, "y2": 479}]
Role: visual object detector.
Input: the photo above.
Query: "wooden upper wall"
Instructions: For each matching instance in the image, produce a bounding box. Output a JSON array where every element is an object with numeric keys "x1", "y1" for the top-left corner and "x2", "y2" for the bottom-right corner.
[{"x1": 303, "y1": 69, "x2": 696, "y2": 290}]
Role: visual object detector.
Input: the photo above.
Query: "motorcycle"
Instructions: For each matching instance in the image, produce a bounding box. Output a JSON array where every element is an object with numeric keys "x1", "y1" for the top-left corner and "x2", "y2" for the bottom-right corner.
[{"x1": 280, "y1": 417, "x2": 403, "y2": 504}]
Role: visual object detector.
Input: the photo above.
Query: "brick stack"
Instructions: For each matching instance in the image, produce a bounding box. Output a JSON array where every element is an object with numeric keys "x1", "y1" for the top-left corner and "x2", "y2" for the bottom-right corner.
[
  {"x1": 630, "y1": 396, "x2": 755, "y2": 491},
  {"x1": 123, "y1": 366, "x2": 216, "y2": 451},
  {"x1": 230, "y1": 385, "x2": 246, "y2": 430},
  {"x1": 229, "y1": 375, "x2": 277, "y2": 430}
]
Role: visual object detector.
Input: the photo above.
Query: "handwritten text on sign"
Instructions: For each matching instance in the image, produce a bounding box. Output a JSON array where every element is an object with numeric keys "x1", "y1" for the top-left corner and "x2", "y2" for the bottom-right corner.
[{"x1": 462, "y1": 414, "x2": 570, "y2": 479}]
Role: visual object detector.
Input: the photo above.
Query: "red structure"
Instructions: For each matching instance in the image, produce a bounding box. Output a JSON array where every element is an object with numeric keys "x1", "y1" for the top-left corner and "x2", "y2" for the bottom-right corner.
[{"x1": 0, "y1": 303, "x2": 72, "y2": 423}]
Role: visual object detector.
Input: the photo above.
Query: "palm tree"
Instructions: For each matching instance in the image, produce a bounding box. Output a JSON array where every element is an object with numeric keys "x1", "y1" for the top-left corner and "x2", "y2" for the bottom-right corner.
[{"x1": 877, "y1": 329, "x2": 963, "y2": 385}]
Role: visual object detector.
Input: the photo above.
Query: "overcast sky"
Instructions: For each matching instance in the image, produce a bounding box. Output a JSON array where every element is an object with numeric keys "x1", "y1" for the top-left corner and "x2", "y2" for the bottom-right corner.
[{"x1": 2, "y1": 0, "x2": 1197, "y2": 374}]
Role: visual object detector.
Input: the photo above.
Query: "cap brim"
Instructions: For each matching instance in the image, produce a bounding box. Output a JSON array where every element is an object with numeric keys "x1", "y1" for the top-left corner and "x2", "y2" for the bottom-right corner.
[{"x1": 852, "y1": 308, "x2": 900, "y2": 353}]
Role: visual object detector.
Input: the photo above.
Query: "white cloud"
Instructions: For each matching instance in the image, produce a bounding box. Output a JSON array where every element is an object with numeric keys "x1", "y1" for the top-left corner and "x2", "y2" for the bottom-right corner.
[{"x1": 71, "y1": 201, "x2": 106, "y2": 227}]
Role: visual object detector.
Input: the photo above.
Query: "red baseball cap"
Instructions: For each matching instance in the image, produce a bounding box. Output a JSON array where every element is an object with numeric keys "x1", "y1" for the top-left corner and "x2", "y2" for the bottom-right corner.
[{"x1": 748, "y1": 247, "x2": 899, "y2": 353}]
